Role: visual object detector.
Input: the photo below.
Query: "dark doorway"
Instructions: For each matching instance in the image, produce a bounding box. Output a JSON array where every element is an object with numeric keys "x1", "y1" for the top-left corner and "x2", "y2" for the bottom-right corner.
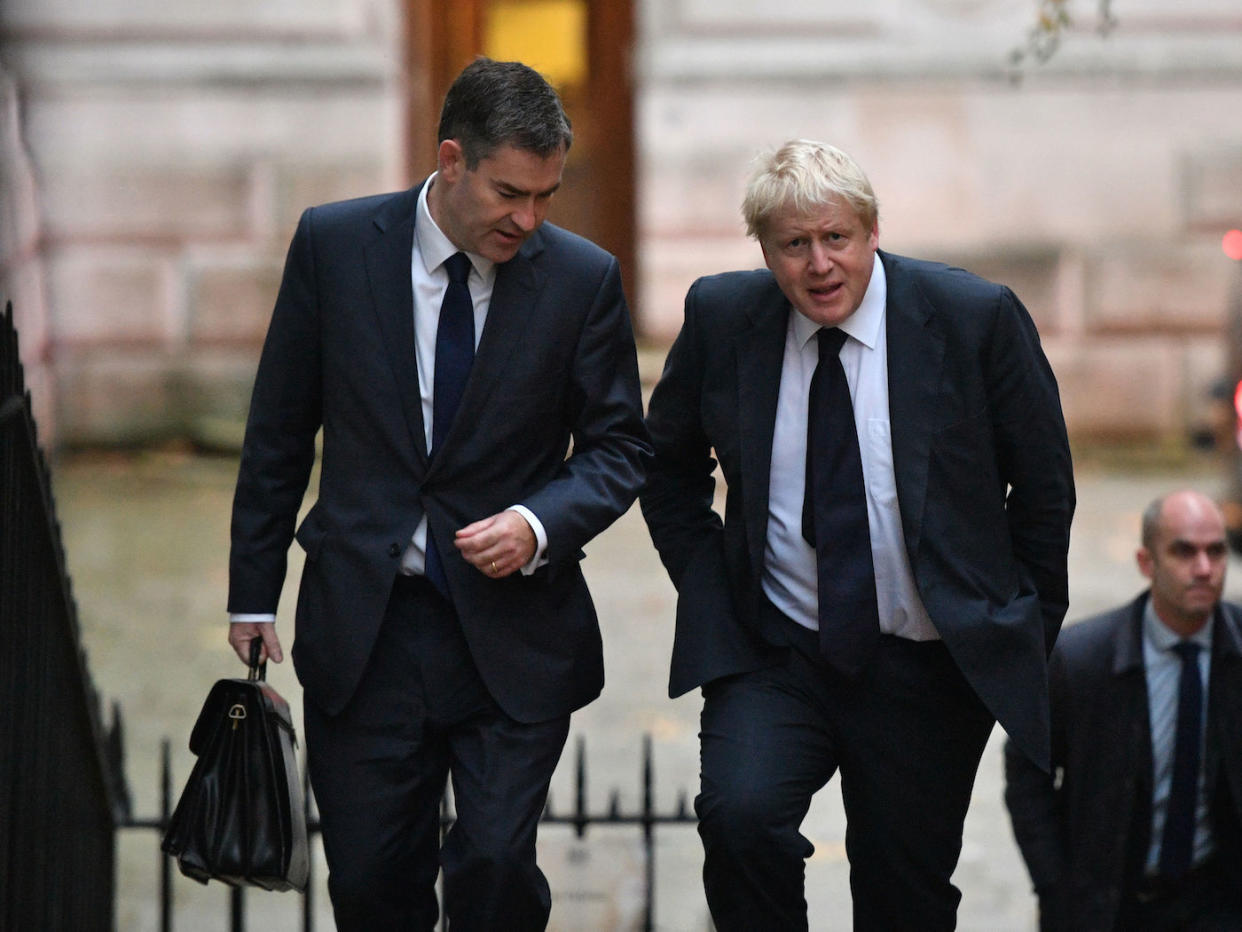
[{"x1": 405, "y1": 0, "x2": 640, "y2": 325}]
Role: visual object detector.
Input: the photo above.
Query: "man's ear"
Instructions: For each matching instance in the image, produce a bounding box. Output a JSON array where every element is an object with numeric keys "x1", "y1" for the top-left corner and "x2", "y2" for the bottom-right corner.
[
  {"x1": 758, "y1": 238, "x2": 775, "y2": 272},
  {"x1": 437, "y1": 139, "x2": 466, "y2": 182},
  {"x1": 1136, "y1": 546, "x2": 1155, "y2": 581}
]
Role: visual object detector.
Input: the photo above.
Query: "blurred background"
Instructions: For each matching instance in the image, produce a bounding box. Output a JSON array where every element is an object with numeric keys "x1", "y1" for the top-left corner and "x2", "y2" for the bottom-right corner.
[{"x1": 3, "y1": 0, "x2": 1242, "y2": 929}]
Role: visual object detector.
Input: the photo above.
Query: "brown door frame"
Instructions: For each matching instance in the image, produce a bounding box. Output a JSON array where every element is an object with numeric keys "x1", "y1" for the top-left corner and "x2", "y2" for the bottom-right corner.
[{"x1": 402, "y1": 0, "x2": 639, "y2": 327}]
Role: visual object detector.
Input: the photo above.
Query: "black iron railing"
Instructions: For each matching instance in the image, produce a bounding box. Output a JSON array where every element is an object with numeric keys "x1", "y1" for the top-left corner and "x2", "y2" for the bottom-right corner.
[
  {"x1": 126, "y1": 732, "x2": 695, "y2": 931},
  {"x1": 0, "y1": 300, "x2": 698, "y2": 929},
  {"x1": 0, "y1": 301, "x2": 131, "y2": 931}
]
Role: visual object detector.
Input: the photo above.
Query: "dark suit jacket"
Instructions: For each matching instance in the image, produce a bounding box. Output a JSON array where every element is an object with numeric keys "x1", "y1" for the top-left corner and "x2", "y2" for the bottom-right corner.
[
  {"x1": 228, "y1": 182, "x2": 651, "y2": 722},
  {"x1": 1004, "y1": 595, "x2": 1242, "y2": 931},
  {"x1": 640, "y1": 251, "x2": 1074, "y2": 767}
]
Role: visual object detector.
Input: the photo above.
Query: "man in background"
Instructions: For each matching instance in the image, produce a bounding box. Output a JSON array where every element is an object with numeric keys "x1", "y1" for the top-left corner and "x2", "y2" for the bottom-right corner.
[
  {"x1": 226, "y1": 57, "x2": 649, "y2": 930},
  {"x1": 1006, "y1": 490, "x2": 1242, "y2": 930}
]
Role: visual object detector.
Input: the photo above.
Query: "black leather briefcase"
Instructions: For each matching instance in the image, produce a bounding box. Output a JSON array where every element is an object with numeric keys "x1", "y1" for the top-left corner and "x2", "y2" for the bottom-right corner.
[{"x1": 161, "y1": 639, "x2": 309, "y2": 892}]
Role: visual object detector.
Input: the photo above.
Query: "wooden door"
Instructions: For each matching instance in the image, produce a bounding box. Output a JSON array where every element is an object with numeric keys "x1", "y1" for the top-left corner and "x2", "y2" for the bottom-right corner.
[{"x1": 404, "y1": 0, "x2": 639, "y2": 326}]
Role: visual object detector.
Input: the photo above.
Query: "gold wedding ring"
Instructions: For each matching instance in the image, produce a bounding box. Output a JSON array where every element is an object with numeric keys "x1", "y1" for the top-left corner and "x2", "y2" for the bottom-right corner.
[{"x1": 490, "y1": 560, "x2": 497, "y2": 574}]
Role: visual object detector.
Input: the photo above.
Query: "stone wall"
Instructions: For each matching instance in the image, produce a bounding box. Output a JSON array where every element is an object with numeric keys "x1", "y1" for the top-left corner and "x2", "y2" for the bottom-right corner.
[
  {"x1": 636, "y1": 0, "x2": 1242, "y2": 442},
  {"x1": 4, "y1": 0, "x2": 1242, "y2": 444},
  {"x1": 0, "y1": 0, "x2": 407, "y2": 445},
  {"x1": 0, "y1": 66, "x2": 52, "y2": 436}
]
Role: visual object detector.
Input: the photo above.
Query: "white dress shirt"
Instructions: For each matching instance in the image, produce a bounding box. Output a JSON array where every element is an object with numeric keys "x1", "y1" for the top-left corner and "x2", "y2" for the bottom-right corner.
[
  {"x1": 762, "y1": 253, "x2": 939, "y2": 641},
  {"x1": 1142, "y1": 602, "x2": 1214, "y2": 874}
]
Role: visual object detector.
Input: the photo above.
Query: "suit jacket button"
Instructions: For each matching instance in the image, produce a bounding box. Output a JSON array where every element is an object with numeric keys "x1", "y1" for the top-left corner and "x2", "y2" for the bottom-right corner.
[{"x1": 388, "y1": 543, "x2": 401, "y2": 558}]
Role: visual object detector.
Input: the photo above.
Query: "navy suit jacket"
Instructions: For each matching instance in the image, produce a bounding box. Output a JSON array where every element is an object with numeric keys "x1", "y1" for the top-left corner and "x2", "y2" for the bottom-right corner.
[
  {"x1": 1004, "y1": 595, "x2": 1242, "y2": 930},
  {"x1": 228, "y1": 182, "x2": 651, "y2": 722},
  {"x1": 641, "y1": 251, "x2": 1074, "y2": 768}
]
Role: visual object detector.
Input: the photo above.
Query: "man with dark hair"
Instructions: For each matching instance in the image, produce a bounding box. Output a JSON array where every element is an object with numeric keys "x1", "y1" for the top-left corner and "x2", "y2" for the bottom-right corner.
[
  {"x1": 1006, "y1": 490, "x2": 1242, "y2": 931},
  {"x1": 641, "y1": 139, "x2": 1074, "y2": 929},
  {"x1": 226, "y1": 57, "x2": 650, "y2": 930}
]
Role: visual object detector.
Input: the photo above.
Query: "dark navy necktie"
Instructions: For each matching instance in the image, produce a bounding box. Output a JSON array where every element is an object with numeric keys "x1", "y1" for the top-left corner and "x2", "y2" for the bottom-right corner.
[
  {"x1": 801, "y1": 327, "x2": 879, "y2": 676},
  {"x1": 1159, "y1": 640, "x2": 1203, "y2": 877},
  {"x1": 424, "y1": 251, "x2": 475, "y2": 599}
]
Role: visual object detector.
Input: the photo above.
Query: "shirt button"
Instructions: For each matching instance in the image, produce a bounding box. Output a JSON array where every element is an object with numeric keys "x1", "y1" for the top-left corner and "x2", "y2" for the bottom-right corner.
[{"x1": 388, "y1": 543, "x2": 401, "y2": 558}]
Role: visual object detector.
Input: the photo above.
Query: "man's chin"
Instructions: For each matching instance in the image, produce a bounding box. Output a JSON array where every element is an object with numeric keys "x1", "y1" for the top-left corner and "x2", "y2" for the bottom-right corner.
[{"x1": 797, "y1": 300, "x2": 853, "y2": 328}]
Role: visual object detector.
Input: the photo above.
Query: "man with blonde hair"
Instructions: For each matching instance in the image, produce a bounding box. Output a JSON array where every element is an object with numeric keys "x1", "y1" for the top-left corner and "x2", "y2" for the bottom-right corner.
[{"x1": 642, "y1": 139, "x2": 1074, "y2": 929}]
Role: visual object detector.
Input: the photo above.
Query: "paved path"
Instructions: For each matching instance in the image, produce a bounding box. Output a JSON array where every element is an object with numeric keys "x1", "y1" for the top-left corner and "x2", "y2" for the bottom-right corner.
[{"x1": 54, "y1": 451, "x2": 1242, "y2": 930}]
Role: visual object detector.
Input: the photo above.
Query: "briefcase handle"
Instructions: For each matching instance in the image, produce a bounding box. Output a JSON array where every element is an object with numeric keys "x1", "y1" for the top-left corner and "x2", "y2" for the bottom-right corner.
[{"x1": 247, "y1": 637, "x2": 267, "y2": 683}]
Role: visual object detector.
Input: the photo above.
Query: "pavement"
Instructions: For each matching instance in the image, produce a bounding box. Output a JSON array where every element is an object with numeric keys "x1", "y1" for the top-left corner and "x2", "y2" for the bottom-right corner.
[{"x1": 52, "y1": 447, "x2": 1242, "y2": 931}]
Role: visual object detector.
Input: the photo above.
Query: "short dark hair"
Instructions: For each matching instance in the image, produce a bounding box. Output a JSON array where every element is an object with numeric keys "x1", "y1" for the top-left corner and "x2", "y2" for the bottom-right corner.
[{"x1": 437, "y1": 57, "x2": 573, "y2": 168}]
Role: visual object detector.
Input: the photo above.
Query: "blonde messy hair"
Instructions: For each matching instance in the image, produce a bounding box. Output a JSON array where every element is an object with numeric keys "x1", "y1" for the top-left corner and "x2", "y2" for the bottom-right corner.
[{"x1": 741, "y1": 139, "x2": 879, "y2": 240}]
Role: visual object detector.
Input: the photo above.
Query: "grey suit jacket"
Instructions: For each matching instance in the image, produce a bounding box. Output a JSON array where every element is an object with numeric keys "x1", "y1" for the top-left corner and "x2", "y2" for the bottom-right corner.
[
  {"x1": 641, "y1": 251, "x2": 1075, "y2": 768},
  {"x1": 228, "y1": 182, "x2": 651, "y2": 721}
]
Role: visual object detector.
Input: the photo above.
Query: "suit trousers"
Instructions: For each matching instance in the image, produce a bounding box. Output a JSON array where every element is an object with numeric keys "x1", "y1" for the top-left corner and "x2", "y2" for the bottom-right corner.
[
  {"x1": 696, "y1": 603, "x2": 994, "y2": 932},
  {"x1": 1115, "y1": 857, "x2": 1242, "y2": 931},
  {"x1": 303, "y1": 574, "x2": 570, "y2": 932}
]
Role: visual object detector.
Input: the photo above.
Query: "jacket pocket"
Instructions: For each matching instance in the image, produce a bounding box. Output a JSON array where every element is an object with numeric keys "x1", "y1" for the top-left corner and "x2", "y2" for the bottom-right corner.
[{"x1": 294, "y1": 515, "x2": 328, "y2": 563}]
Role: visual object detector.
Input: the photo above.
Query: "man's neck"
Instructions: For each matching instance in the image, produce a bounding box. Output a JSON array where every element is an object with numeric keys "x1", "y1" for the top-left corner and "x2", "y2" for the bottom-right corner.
[{"x1": 1152, "y1": 603, "x2": 1212, "y2": 640}]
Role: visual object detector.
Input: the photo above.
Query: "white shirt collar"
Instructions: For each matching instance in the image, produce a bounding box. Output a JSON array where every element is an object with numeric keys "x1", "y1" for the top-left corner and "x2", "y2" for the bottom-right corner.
[
  {"x1": 792, "y1": 252, "x2": 887, "y2": 351},
  {"x1": 415, "y1": 173, "x2": 495, "y2": 281}
]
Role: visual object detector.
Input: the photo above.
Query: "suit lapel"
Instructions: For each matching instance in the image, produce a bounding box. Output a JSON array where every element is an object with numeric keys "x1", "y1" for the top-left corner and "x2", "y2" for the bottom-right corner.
[
  {"x1": 364, "y1": 186, "x2": 428, "y2": 467},
  {"x1": 1206, "y1": 607, "x2": 1242, "y2": 816},
  {"x1": 882, "y1": 252, "x2": 944, "y2": 560},
  {"x1": 736, "y1": 279, "x2": 790, "y2": 581}
]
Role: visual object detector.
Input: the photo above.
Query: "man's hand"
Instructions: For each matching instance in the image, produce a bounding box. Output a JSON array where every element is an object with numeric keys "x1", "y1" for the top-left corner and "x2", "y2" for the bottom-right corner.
[
  {"x1": 228, "y1": 622, "x2": 284, "y2": 665},
  {"x1": 455, "y1": 510, "x2": 537, "y2": 578}
]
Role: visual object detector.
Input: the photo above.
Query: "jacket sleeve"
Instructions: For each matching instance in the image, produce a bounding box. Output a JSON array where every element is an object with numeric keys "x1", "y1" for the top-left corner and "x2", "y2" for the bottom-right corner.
[
  {"x1": 639, "y1": 279, "x2": 725, "y2": 587},
  {"x1": 987, "y1": 287, "x2": 1075, "y2": 651},
  {"x1": 227, "y1": 208, "x2": 323, "y2": 614},
  {"x1": 519, "y1": 255, "x2": 652, "y2": 561}
]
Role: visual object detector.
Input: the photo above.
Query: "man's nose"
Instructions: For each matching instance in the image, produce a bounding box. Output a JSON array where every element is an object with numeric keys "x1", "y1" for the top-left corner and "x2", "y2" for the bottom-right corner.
[
  {"x1": 809, "y1": 241, "x2": 832, "y2": 275},
  {"x1": 512, "y1": 199, "x2": 539, "y2": 232}
]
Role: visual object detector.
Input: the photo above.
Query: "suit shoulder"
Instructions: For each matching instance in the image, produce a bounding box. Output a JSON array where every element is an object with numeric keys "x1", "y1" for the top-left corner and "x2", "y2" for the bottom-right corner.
[
  {"x1": 690, "y1": 268, "x2": 777, "y2": 302},
  {"x1": 679, "y1": 269, "x2": 781, "y2": 335},
  {"x1": 1052, "y1": 602, "x2": 1133, "y2": 670},
  {"x1": 305, "y1": 189, "x2": 409, "y2": 226},
  {"x1": 883, "y1": 251, "x2": 1009, "y2": 305},
  {"x1": 1219, "y1": 601, "x2": 1242, "y2": 643},
  {"x1": 530, "y1": 222, "x2": 615, "y2": 269}
]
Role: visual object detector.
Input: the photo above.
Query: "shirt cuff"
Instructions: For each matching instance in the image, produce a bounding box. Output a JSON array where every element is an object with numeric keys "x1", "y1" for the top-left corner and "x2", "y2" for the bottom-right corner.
[
  {"x1": 230, "y1": 614, "x2": 277, "y2": 623},
  {"x1": 506, "y1": 504, "x2": 548, "y2": 575}
]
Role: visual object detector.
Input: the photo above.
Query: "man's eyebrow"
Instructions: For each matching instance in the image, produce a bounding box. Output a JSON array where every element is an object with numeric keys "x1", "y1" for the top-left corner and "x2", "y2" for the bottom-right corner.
[
  {"x1": 496, "y1": 180, "x2": 561, "y2": 197},
  {"x1": 1167, "y1": 536, "x2": 1227, "y2": 551}
]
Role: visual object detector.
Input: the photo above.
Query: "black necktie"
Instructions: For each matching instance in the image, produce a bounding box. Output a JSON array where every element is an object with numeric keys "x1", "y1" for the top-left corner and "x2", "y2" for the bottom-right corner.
[
  {"x1": 424, "y1": 251, "x2": 475, "y2": 599},
  {"x1": 802, "y1": 327, "x2": 878, "y2": 676},
  {"x1": 1159, "y1": 640, "x2": 1203, "y2": 877}
]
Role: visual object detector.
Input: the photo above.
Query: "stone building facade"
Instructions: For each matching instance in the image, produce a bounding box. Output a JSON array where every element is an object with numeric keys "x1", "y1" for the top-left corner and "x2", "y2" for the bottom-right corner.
[
  {"x1": 2, "y1": 0, "x2": 1241, "y2": 445},
  {"x1": 637, "y1": 0, "x2": 1242, "y2": 442},
  {"x1": 0, "y1": 0, "x2": 406, "y2": 446}
]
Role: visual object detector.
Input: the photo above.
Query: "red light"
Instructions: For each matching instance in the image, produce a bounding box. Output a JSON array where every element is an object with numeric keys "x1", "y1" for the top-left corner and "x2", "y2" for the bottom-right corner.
[
  {"x1": 1225, "y1": 229, "x2": 1242, "y2": 261},
  {"x1": 1236, "y1": 380, "x2": 1242, "y2": 450}
]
